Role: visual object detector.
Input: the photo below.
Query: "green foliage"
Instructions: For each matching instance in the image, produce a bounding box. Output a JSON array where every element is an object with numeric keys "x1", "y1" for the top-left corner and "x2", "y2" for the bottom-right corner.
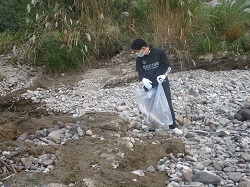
[
  {"x1": 208, "y1": 0, "x2": 249, "y2": 38},
  {"x1": 191, "y1": 34, "x2": 221, "y2": 54},
  {"x1": 0, "y1": 32, "x2": 23, "y2": 54},
  {"x1": 0, "y1": 0, "x2": 30, "y2": 32},
  {"x1": 34, "y1": 36, "x2": 85, "y2": 73},
  {"x1": 228, "y1": 34, "x2": 250, "y2": 54},
  {"x1": 0, "y1": 0, "x2": 249, "y2": 73},
  {"x1": 189, "y1": 0, "x2": 250, "y2": 56}
]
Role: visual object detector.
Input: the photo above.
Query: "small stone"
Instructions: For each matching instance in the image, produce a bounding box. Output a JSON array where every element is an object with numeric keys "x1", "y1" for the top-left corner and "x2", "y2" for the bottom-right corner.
[
  {"x1": 131, "y1": 170, "x2": 145, "y2": 177},
  {"x1": 147, "y1": 166, "x2": 155, "y2": 172},
  {"x1": 115, "y1": 106, "x2": 124, "y2": 112},
  {"x1": 86, "y1": 129, "x2": 93, "y2": 136}
]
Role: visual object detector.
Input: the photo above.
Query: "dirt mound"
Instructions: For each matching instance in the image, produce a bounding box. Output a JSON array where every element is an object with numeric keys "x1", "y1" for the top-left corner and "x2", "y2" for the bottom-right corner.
[
  {"x1": 0, "y1": 106, "x2": 185, "y2": 186},
  {"x1": 0, "y1": 91, "x2": 185, "y2": 186}
]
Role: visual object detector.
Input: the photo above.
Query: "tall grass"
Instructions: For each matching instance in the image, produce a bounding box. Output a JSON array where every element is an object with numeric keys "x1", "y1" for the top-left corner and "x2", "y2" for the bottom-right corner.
[
  {"x1": 22, "y1": 0, "x2": 149, "y2": 73},
  {"x1": 149, "y1": 0, "x2": 250, "y2": 56},
  {"x1": 0, "y1": 32, "x2": 24, "y2": 54},
  {"x1": 0, "y1": 0, "x2": 249, "y2": 73},
  {"x1": 190, "y1": 0, "x2": 250, "y2": 55},
  {"x1": 149, "y1": 0, "x2": 201, "y2": 49}
]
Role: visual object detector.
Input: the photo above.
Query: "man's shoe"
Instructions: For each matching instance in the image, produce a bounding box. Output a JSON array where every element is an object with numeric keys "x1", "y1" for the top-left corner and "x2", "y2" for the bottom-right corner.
[{"x1": 172, "y1": 128, "x2": 183, "y2": 135}]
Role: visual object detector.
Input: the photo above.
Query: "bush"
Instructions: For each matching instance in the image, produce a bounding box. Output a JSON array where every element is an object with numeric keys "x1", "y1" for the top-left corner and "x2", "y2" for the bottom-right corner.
[
  {"x1": 190, "y1": 0, "x2": 250, "y2": 55},
  {"x1": 34, "y1": 36, "x2": 85, "y2": 73},
  {"x1": 229, "y1": 33, "x2": 250, "y2": 54},
  {"x1": 0, "y1": 32, "x2": 24, "y2": 54},
  {"x1": 191, "y1": 34, "x2": 221, "y2": 54},
  {"x1": 0, "y1": 0, "x2": 30, "y2": 32}
]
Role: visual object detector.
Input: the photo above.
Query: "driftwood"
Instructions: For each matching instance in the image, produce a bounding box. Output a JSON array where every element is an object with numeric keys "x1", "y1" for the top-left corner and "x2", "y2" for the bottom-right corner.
[
  {"x1": 0, "y1": 158, "x2": 16, "y2": 173},
  {"x1": 103, "y1": 71, "x2": 138, "y2": 89}
]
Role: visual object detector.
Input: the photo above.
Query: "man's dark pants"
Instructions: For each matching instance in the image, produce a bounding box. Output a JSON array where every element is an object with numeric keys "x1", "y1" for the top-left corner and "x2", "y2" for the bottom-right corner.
[{"x1": 162, "y1": 80, "x2": 177, "y2": 129}]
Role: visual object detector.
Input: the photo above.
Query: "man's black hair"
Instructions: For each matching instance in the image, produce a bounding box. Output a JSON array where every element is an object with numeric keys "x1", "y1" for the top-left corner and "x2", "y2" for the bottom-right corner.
[{"x1": 131, "y1": 38, "x2": 148, "y2": 50}]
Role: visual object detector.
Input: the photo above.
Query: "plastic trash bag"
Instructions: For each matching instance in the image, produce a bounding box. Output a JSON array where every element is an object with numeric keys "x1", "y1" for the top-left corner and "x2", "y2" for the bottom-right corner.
[{"x1": 135, "y1": 83, "x2": 173, "y2": 129}]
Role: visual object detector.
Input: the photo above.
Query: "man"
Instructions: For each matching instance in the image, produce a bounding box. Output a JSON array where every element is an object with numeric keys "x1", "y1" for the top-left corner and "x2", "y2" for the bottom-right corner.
[{"x1": 131, "y1": 38, "x2": 183, "y2": 135}]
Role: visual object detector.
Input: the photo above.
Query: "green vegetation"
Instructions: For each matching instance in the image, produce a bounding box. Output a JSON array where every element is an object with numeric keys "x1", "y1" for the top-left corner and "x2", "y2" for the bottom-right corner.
[
  {"x1": 190, "y1": 0, "x2": 250, "y2": 55},
  {"x1": 0, "y1": 0, "x2": 249, "y2": 73},
  {"x1": 0, "y1": 0, "x2": 30, "y2": 32}
]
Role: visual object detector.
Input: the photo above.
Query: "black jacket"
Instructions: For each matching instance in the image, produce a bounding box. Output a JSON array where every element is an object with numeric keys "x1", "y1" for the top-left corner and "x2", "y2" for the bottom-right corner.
[{"x1": 136, "y1": 47, "x2": 170, "y2": 88}]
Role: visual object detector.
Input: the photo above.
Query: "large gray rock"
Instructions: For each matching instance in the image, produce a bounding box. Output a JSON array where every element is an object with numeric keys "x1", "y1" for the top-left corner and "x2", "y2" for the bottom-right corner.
[
  {"x1": 193, "y1": 171, "x2": 221, "y2": 185},
  {"x1": 238, "y1": 181, "x2": 250, "y2": 187},
  {"x1": 241, "y1": 153, "x2": 250, "y2": 162},
  {"x1": 235, "y1": 109, "x2": 250, "y2": 121}
]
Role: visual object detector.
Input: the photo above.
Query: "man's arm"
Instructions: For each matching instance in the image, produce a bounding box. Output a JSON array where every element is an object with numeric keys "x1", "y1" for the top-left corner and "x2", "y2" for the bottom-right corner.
[{"x1": 136, "y1": 59, "x2": 144, "y2": 81}]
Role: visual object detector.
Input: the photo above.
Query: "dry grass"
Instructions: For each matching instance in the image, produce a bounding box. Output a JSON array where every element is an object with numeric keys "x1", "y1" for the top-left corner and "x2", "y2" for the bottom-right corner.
[{"x1": 149, "y1": 0, "x2": 193, "y2": 50}]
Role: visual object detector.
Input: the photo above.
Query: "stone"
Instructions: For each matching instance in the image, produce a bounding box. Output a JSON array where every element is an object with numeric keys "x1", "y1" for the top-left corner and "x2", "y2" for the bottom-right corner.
[
  {"x1": 20, "y1": 157, "x2": 33, "y2": 170},
  {"x1": 241, "y1": 153, "x2": 250, "y2": 162},
  {"x1": 193, "y1": 171, "x2": 221, "y2": 185},
  {"x1": 147, "y1": 166, "x2": 155, "y2": 172},
  {"x1": 48, "y1": 131, "x2": 61, "y2": 143},
  {"x1": 16, "y1": 132, "x2": 28, "y2": 142},
  {"x1": 238, "y1": 181, "x2": 250, "y2": 187},
  {"x1": 47, "y1": 183, "x2": 68, "y2": 187},
  {"x1": 131, "y1": 170, "x2": 145, "y2": 177},
  {"x1": 185, "y1": 133, "x2": 195, "y2": 139},
  {"x1": 213, "y1": 161, "x2": 224, "y2": 171},
  {"x1": 182, "y1": 170, "x2": 193, "y2": 182},
  {"x1": 114, "y1": 106, "x2": 124, "y2": 112},
  {"x1": 228, "y1": 172, "x2": 242, "y2": 182}
]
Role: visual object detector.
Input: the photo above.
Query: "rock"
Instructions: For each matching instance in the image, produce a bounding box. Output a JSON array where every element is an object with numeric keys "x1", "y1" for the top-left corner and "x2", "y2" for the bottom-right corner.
[
  {"x1": 186, "y1": 155, "x2": 198, "y2": 162},
  {"x1": 185, "y1": 132, "x2": 195, "y2": 139},
  {"x1": 228, "y1": 172, "x2": 242, "y2": 182},
  {"x1": 115, "y1": 106, "x2": 124, "y2": 112},
  {"x1": 169, "y1": 181, "x2": 180, "y2": 187},
  {"x1": 182, "y1": 170, "x2": 193, "y2": 182},
  {"x1": 48, "y1": 131, "x2": 61, "y2": 143},
  {"x1": 245, "y1": 97, "x2": 250, "y2": 105},
  {"x1": 42, "y1": 159, "x2": 54, "y2": 166},
  {"x1": 82, "y1": 178, "x2": 96, "y2": 187},
  {"x1": 20, "y1": 157, "x2": 33, "y2": 170},
  {"x1": 77, "y1": 127, "x2": 84, "y2": 136},
  {"x1": 213, "y1": 161, "x2": 224, "y2": 171},
  {"x1": 180, "y1": 182, "x2": 205, "y2": 187},
  {"x1": 241, "y1": 153, "x2": 250, "y2": 162},
  {"x1": 86, "y1": 129, "x2": 93, "y2": 136},
  {"x1": 47, "y1": 183, "x2": 68, "y2": 187},
  {"x1": 147, "y1": 166, "x2": 155, "y2": 172},
  {"x1": 194, "y1": 162, "x2": 205, "y2": 170},
  {"x1": 235, "y1": 112, "x2": 245, "y2": 121},
  {"x1": 217, "y1": 130, "x2": 229, "y2": 137},
  {"x1": 238, "y1": 181, "x2": 250, "y2": 187},
  {"x1": 16, "y1": 132, "x2": 28, "y2": 142},
  {"x1": 235, "y1": 109, "x2": 250, "y2": 121},
  {"x1": 241, "y1": 109, "x2": 250, "y2": 120},
  {"x1": 131, "y1": 170, "x2": 145, "y2": 176},
  {"x1": 193, "y1": 171, "x2": 221, "y2": 185}
]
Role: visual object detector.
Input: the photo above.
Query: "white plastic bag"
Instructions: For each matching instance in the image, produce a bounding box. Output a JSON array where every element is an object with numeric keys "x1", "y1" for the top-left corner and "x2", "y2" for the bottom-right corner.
[{"x1": 135, "y1": 83, "x2": 173, "y2": 128}]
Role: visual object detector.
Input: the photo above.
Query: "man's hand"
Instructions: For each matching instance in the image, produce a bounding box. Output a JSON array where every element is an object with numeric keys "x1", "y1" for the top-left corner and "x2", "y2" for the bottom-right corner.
[
  {"x1": 157, "y1": 67, "x2": 171, "y2": 83},
  {"x1": 142, "y1": 78, "x2": 152, "y2": 90},
  {"x1": 157, "y1": 74, "x2": 166, "y2": 83}
]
